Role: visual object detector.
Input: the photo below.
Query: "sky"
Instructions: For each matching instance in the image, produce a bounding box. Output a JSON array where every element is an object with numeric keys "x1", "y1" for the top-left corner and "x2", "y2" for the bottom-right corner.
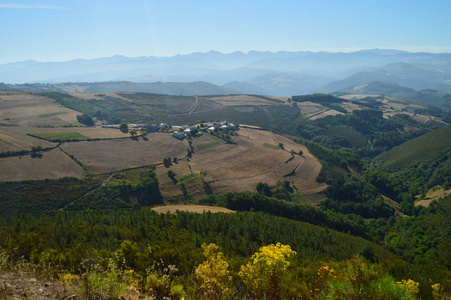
[{"x1": 1, "y1": 0, "x2": 451, "y2": 64}]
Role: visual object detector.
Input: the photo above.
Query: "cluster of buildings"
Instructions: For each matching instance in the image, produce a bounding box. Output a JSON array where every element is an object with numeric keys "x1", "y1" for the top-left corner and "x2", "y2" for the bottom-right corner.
[
  {"x1": 105, "y1": 121, "x2": 236, "y2": 141},
  {"x1": 204, "y1": 121, "x2": 236, "y2": 132}
]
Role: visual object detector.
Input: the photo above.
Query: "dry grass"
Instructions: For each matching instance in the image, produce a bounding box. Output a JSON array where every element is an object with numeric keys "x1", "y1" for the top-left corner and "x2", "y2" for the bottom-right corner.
[
  {"x1": 415, "y1": 186, "x2": 451, "y2": 207},
  {"x1": 152, "y1": 205, "x2": 235, "y2": 214},
  {"x1": 202, "y1": 95, "x2": 276, "y2": 106},
  {"x1": 339, "y1": 94, "x2": 381, "y2": 100},
  {"x1": 0, "y1": 91, "x2": 79, "y2": 126},
  {"x1": 61, "y1": 133, "x2": 188, "y2": 173},
  {"x1": 0, "y1": 148, "x2": 84, "y2": 181},
  {"x1": 156, "y1": 160, "x2": 207, "y2": 200},
  {"x1": 0, "y1": 126, "x2": 130, "y2": 152},
  {"x1": 189, "y1": 128, "x2": 326, "y2": 197}
]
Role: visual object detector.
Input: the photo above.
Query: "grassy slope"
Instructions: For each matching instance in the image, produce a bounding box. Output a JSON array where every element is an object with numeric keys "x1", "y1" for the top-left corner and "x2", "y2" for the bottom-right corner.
[{"x1": 382, "y1": 125, "x2": 451, "y2": 170}]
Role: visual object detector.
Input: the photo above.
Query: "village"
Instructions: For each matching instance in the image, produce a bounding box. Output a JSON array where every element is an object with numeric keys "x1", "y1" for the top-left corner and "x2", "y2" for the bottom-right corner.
[{"x1": 103, "y1": 120, "x2": 237, "y2": 140}]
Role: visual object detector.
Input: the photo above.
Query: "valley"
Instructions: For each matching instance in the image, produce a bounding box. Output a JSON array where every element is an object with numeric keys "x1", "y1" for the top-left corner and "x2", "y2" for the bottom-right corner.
[{"x1": 0, "y1": 87, "x2": 450, "y2": 299}]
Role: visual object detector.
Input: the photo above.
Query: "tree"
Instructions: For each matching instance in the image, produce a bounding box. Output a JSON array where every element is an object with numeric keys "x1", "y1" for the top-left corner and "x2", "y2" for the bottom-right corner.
[
  {"x1": 119, "y1": 122, "x2": 128, "y2": 132},
  {"x1": 278, "y1": 143, "x2": 284, "y2": 150},
  {"x1": 163, "y1": 157, "x2": 172, "y2": 167},
  {"x1": 141, "y1": 130, "x2": 148, "y2": 137},
  {"x1": 129, "y1": 129, "x2": 137, "y2": 137},
  {"x1": 256, "y1": 182, "x2": 272, "y2": 197},
  {"x1": 299, "y1": 150, "x2": 304, "y2": 156},
  {"x1": 167, "y1": 170, "x2": 177, "y2": 184},
  {"x1": 76, "y1": 114, "x2": 94, "y2": 126},
  {"x1": 31, "y1": 145, "x2": 42, "y2": 153}
]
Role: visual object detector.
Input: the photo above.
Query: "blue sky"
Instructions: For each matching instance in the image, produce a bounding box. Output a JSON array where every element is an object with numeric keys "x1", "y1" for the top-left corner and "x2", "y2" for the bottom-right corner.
[{"x1": 1, "y1": 0, "x2": 451, "y2": 63}]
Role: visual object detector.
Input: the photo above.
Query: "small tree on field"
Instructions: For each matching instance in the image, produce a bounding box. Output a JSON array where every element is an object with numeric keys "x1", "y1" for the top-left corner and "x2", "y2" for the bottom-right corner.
[
  {"x1": 130, "y1": 129, "x2": 137, "y2": 137},
  {"x1": 31, "y1": 145, "x2": 42, "y2": 153},
  {"x1": 119, "y1": 122, "x2": 128, "y2": 132},
  {"x1": 163, "y1": 157, "x2": 172, "y2": 167},
  {"x1": 278, "y1": 143, "x2": 284, "y2": 150}
]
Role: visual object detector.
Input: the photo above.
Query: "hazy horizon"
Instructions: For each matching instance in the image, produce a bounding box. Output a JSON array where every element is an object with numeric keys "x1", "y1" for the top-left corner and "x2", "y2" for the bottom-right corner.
[{"x1": 1, "y1": 0, "x2": 451, "y2": 64}]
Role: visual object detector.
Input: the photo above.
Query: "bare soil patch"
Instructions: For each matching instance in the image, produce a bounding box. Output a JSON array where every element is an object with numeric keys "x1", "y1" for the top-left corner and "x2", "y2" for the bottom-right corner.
[
  {"x1": 61, "y1": 133, "x2": 188, "y2": 173},
  {"x1": 0, "y1": 148, "x2": 84, "y2": 181},
  {"x1": 152, "y1": 205, "x2": 235, "y2": 214}
]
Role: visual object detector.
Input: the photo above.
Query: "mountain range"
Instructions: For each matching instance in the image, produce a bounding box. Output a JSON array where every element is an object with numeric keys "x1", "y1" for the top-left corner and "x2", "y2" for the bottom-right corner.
[{"x1": 1, "y1": 49, "x2": 451, "y2": 96}]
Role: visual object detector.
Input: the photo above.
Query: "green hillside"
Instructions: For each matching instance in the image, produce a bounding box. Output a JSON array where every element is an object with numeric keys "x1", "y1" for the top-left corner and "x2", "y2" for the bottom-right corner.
[{"x1": 383, "y1": 125, "x2": 451, "y2": 170}]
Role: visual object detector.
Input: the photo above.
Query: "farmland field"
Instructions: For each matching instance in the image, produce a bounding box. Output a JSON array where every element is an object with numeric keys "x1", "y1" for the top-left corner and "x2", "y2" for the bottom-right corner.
[
  {"x1": 0, "y1": 91, "x2": 79, "y2": 126},
  {"x1": 156, "y1": 160, "x2": 208, "y2": 200},
  {"x1": 0, "y1": 126, "x2": 56, "y2": 152},
  {"x1": 0, "y1": 126, "x2": 131, "y2": 152},
  {"x1": 201, "y1": 95, "x2": 280, "y2": 106},
  {"x1": 34, "y1": 132, "x2": 87, "y2": 141},
  {"x1": 0, "y1": 148, "x2": 84, "y2": 181},
  {"x1": 189, "y1": 128, "x2": 327, "y2": 201},
  {"x1": 61, "y1": 133, "x2": 188, "y2": 173}
]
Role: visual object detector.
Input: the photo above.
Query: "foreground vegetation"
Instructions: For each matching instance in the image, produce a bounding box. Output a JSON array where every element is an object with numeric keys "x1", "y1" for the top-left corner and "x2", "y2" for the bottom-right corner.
[{"x1": 1, "y1": 209, "x2": 448, "y2": 299}]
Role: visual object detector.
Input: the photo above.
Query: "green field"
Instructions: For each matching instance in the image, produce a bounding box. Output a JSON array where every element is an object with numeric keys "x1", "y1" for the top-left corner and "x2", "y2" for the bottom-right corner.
[
  {"x1": 264, "y1": 143, "x2": 280, "y2": 149},
  {"x1": 35, "y1": 132, "x2": 87, "y2": 141},
  {"x1": 37, "y1": 111, "x2": 68, "y2": 118},
  {"x1": 195, "y1": 140, "x2": 220, "y2": 149},
  {"x1": 383, "y1": 124, "x2": 451, "y2": 169}
]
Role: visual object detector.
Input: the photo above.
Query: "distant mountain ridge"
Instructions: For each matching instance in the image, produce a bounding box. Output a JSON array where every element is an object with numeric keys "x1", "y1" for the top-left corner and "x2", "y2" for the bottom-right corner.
[{"x1": 1, "y1": 49, "x2": 451, "y2": 96}]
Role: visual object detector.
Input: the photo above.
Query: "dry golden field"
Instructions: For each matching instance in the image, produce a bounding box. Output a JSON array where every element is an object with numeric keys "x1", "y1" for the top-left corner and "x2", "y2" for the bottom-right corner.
[
  {"x1": 201, "y1": 95, "x2": 278, "y2": 106},
  {"x1": 0, "y1": 148, "x2": 84, "y2": 181},
  {"x1": 0, "y1": 126, "x2": 130, "y2": 152},
  {"x1": 0, "y1": 91, "x2": 79, "y2": 126},
  {"x1": 189, "y1": 128, "x2": 326, "y2": 197},
  {"x1": 61, "y1": 133, "x2": 188, "y2": 173}
]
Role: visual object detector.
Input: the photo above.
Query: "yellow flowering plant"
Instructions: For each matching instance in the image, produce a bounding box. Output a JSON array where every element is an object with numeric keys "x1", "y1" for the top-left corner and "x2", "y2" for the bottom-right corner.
[
  {"x1": 195, "y1": 243, "x2": 233, "y2": 300},
  {"x1": 239, "y1": 242, "x2": 296, "y2": 299}
]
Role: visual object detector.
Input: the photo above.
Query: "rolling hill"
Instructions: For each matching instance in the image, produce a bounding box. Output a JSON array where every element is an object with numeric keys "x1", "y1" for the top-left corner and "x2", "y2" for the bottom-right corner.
[
  {"x1": 382, "y1": 124, "x2": 451, "y2": 170},
  {"x1": 317, "y1": 62, "x2": 451, "y2": 93}
]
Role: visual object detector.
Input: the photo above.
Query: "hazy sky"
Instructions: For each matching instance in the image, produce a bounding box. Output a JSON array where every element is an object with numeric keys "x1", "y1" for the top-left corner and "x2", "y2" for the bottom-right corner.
[{"x1": 1, "y1": 0, "x2": 451, "y2": 63}]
